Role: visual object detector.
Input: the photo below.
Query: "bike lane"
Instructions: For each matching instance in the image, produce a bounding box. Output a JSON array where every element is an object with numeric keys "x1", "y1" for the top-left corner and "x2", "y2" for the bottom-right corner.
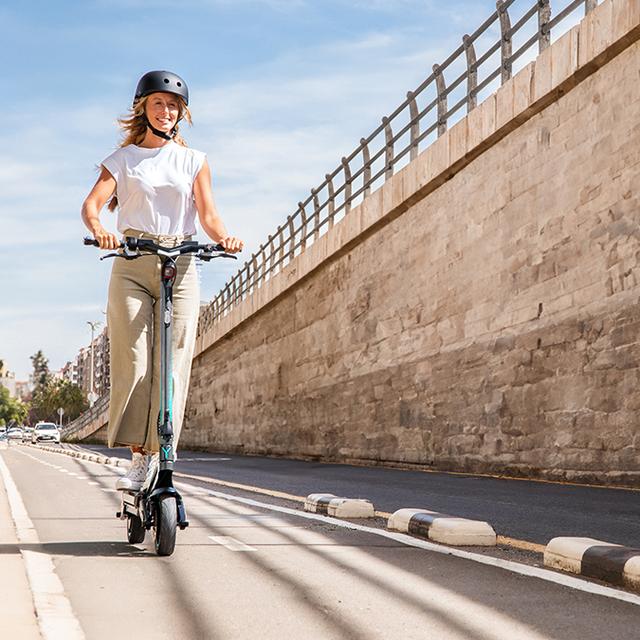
[{"x1": 3, "y1": 444, "x2": 640, "y2": 640}]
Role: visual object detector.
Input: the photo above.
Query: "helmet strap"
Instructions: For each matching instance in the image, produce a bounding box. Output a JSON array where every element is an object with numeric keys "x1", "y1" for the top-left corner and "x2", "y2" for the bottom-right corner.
[{"x1": 144, "y1": 115, "x2": 177, "y2": 141}]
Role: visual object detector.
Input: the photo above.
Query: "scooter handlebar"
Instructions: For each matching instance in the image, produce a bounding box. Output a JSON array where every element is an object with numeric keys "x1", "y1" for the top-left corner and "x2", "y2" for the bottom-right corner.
[{"x1": 83, "y1": 236, "x2": 228, "y2": 254}]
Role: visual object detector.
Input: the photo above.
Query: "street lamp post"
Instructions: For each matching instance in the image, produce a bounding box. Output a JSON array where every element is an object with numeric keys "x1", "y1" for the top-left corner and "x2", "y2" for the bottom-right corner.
[{"x1": 87, "y1": 320, "x2": 102, "y2": 407}]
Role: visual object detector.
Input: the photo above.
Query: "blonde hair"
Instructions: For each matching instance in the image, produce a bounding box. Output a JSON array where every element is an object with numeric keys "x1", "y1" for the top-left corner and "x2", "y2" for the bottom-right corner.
[{"x1": 107, "y1": 94, "x2": 193, "y2": 212}]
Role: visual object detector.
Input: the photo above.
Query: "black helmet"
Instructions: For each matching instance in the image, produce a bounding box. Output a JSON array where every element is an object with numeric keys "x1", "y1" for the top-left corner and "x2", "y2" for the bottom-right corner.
[{"x1": 133, "y1": 70, "x2": 189, "y2": 106}]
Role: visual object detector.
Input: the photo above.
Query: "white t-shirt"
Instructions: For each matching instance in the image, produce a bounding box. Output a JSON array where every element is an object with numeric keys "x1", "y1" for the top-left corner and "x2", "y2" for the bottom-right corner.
[{"x1": 101, "y1": 142, "x2": 207, "y2": 236}]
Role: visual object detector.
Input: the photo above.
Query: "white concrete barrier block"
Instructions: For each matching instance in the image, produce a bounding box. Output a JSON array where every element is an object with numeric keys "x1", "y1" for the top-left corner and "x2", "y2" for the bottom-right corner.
[
  {"x1": 428, "y1": 518, "x2": 496, "y2": 546},
  {"x1": 304, "y1": 493, "x2": 337, "y2": 513},
  {"x1": 327, "y1": 498, "x2": 375, "y2": 518},
  {"x1": 305, "y1": 494, "x2": 375, "y2": 518},
  {"x1": 623, "y1": 556, "x2": 640, "y2": 591},
  {"x1": 544, "y1": 537, "x2": 617, "y2": 574},
  {"x1": 388, "y1": 508, "x2": 496, "y2": 546},
  {"x1": 387, "y1": 508, "x2": 436, "y2": 532}
]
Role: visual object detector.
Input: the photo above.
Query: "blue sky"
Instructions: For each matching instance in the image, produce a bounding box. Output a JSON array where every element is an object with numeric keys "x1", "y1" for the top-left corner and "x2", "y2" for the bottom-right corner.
[{"x1": 2, "y1": 0, "x2": 583, "y2": 380}]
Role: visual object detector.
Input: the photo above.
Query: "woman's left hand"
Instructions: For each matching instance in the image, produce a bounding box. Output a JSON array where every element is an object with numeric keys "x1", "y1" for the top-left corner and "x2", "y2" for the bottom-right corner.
[{"x1": 220, "y1": 236, "x2": 244, "y2": 253}]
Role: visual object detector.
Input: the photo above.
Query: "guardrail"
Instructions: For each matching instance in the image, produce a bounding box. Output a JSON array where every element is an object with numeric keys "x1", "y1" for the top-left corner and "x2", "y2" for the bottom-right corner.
[{"x1": 198, "y1": 0, "x2": 601, "y2": 336}]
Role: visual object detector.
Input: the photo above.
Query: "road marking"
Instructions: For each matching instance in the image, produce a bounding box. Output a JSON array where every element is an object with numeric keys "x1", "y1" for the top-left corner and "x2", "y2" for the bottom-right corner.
[
  {"x1": 179, "y1": 484, "x2": 640, "y2": 607},
  {"x1": 180, "y1": 457, "x2": 232, "y2": 462},
  {"x1": 208, "y1": 535, "x2": 257, "y2": 551},
  {"x1": 101, "y1": 489, "x2": 117, "y2": 493},
  {"x1": 0, "y1": 455, "x2": 85, "y2": 639},
  {"x1": 88, "y1": 482, "x2": 99, "y2": 486},
  {"x1": 497, "y1": 536, "x2": 546, "y2": 553}
]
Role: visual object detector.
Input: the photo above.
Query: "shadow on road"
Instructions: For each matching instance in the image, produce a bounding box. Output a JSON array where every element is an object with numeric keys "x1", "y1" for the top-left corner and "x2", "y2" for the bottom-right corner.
[
  {"x1": 0, "y1": 541, "x2": 149, "y2": 557},
  {"x1": 63, "y1": 455, "x2": 224, "y2": 640},
  {"x1": 185, "y1": 489, "x2": 640, "y2": 640}
]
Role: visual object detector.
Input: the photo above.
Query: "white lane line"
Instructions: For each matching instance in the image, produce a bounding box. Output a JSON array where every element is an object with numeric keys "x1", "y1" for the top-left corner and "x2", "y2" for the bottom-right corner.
[
  {"x1": 0, "y1": 455, "x2": 85, "y2": 639},
  {"x1": 180, "y1": 457, "x2": 232, "y2": 462},
  {"x1": 178, "y1": 484, "x2": 640, "y2": 607},
  {"x1": 75, "y1": 476, "x2": 88, "y2": 480},
  {"x1": 208, "y1": 535, "x2": 257, "y2": 551},
  {"x1": 67, "y1": 473, "x2": 78, "y2": 477},
  {"x1": 101, "y1": 489, "x2": 117, "y2": 493},
  {"x1": 88, "y1": 482, "x2": 99, "y2": 486}
]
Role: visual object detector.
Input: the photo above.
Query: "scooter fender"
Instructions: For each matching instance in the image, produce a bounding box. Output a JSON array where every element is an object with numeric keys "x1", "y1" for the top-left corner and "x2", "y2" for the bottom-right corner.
[{"x1": 148, "y1": 485, "x2": 179, "y2": 502}]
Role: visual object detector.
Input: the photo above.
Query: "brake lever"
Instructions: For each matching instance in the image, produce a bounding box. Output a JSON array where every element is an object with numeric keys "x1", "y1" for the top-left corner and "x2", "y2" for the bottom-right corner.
[
  {"x1": 197, "y1": 252, "x2": 238, "y2": 262},
  {"x1": 100, "y1": 252, "x2": 141, "y2": 261}
]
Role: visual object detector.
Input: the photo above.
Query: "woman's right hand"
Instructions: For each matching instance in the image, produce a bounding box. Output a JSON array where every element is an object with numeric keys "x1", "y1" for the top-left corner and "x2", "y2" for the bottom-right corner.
[{"x1": 92, "y1": 226, "x2": 120, "y2": 250}]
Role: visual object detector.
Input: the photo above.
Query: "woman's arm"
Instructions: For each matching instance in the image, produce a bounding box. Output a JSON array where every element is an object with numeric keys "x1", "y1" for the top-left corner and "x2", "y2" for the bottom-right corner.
[
  {"x1": 193, "y1": 160, "x2": 243, "y2": 253},
  {"x1": 81, "y1": 166, "x2": 120, "y2": 249}
]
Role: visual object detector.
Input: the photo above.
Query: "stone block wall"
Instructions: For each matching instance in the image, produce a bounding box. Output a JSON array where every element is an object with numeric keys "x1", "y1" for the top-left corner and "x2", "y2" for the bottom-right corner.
[{"x1": 184, "y1": 0, "x2": 640, "y2": 484}]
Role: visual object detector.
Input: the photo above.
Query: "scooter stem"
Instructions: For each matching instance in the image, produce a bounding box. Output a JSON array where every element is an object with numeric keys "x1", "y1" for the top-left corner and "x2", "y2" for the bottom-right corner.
[{"x1": 159, "y1": 257, "x2": 177, "y2": 471}]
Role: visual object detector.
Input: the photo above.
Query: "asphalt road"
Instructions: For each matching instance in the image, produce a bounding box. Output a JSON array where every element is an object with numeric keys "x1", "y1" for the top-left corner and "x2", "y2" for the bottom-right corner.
[
  {"x1": 85, "y1": 444, "x2": 640, "y2": 547},
  {"x1": 3, "y1": 444, "x2": 640, "y2": 640}
]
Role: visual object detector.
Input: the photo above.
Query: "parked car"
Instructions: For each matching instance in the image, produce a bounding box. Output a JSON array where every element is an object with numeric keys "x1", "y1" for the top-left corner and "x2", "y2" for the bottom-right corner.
[
  {"x1": 31, "y1": 423, "x2": 61, "y2": 444},
  {"x1": 22, "y1": 427, "x2": 34, "y2": 442},
  {"x1": 7, "y1": 427, "x2": 24, "y2": 441}
]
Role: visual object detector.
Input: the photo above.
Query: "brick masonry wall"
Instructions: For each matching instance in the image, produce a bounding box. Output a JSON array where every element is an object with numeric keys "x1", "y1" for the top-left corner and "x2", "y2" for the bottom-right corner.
[{"x1": 184, "y1": 3, "x2": 640, "y2": 484}]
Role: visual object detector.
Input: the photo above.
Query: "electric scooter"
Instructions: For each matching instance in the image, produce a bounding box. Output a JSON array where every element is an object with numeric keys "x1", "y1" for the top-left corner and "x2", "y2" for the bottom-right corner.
[{"x1": 85, "y1": 235, "x2": 236, "y2": 555}]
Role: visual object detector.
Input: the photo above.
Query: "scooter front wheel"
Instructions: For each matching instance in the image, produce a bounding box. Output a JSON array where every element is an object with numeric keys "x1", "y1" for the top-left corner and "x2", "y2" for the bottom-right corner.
[{"x1": 154, "y1": 496, "x2": 177, "y2": 556}]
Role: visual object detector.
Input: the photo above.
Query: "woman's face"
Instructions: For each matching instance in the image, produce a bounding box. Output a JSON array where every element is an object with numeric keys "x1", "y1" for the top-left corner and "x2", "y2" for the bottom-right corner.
[{"x1": 145, "y1": 92, "x2": 180, "y2": 132}]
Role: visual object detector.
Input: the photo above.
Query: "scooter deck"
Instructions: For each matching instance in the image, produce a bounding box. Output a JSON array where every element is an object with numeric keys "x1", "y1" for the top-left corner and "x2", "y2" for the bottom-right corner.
[
  {"x1": 117, "y1": 484, "x2": 189, "y2": 530},
  {"x1": 117, "y1": 489, "x2": 142, "y2": 520}
]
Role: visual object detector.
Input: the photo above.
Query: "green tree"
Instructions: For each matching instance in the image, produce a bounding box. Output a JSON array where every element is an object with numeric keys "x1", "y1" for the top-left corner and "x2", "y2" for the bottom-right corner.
[
  {"x1": 56, "y1": 379, "x2": 88, "y2": 422},
  {"x1": 30, "y1": 350, "x2": 51, "y2": 393},
  {"x1": 30, "y1": 378, "x2": 88, "y2": 424},
  {"x1": 0, "y1": 385, "x2": 28, "y2": 427}
]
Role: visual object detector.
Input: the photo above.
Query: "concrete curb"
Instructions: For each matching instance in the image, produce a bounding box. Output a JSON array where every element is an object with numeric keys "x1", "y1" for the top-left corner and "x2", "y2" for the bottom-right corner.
[
  {"x1": 24, "y1": 443, "x2": 126, "y2": 469},
  {"x1": 304, "y1": 493, "x2": 375, "y2": 518},
  {"x1": 388, "y1": 508, "x2": 497, "y2": 546},
  {"x1": 545, "y1": 537, "x2": 640, "y2": 592}
]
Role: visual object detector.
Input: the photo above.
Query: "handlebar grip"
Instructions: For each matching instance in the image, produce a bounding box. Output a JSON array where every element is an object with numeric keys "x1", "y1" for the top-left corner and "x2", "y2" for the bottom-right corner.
[{"x1": 83, "y1": 237, "x2": 99, "y2": 246}]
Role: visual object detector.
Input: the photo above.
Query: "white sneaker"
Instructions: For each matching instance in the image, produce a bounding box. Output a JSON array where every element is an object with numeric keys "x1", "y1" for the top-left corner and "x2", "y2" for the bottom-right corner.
[
  {"x1": 116, "y1": 452, "x2": 148, "y2": 491},
  {"x1": 142, "y1": 453, "x2": 159, "y2": 491}
]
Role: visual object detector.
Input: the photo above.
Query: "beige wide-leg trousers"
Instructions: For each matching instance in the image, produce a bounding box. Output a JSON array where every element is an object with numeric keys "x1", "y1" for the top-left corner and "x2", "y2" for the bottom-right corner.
[{"x1": 107, "y1": 228, "x2": 200, "y2": 451}]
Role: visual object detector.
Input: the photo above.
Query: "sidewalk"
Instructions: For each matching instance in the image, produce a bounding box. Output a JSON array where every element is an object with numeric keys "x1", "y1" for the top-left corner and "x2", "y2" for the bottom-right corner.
[{"x1": 0, "y1": 447, "x2": 41, "y2": 640}]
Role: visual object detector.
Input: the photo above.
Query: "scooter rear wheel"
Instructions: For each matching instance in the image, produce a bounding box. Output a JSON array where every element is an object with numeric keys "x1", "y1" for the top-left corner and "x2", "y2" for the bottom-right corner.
[
  {"x1": 127, "y1": 514, "x2": 146, "y2": 544},
  {"x1": 154, "y1": 496, "x2": 177, "y2": 556}
]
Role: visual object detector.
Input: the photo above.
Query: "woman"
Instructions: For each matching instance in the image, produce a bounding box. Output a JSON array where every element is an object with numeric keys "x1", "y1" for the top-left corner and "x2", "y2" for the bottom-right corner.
[{"x1": 81, "y1": 70, "x2": 243, "y2": 490}]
